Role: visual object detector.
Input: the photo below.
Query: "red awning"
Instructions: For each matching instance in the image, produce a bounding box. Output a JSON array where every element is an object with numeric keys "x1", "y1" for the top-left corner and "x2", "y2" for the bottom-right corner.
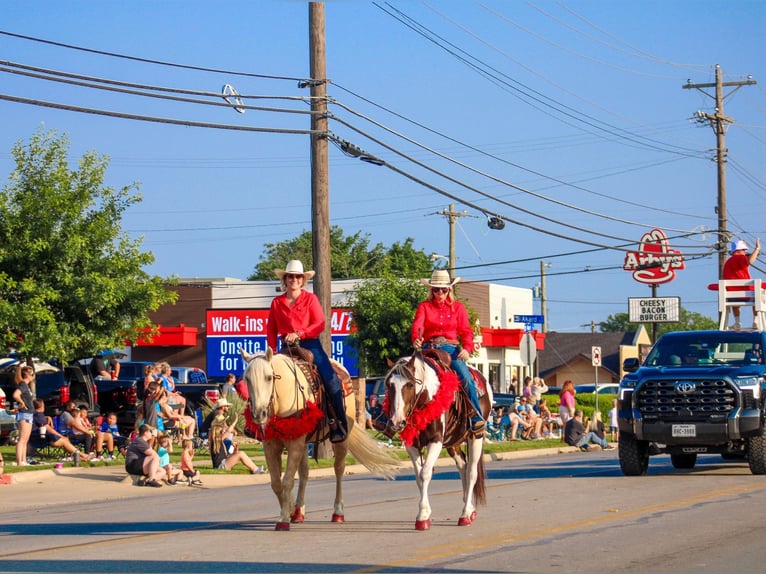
[
  {"x1": 134, "y1": 324, "x2": 198, "y2": 347},
  {"x1": 480, "y1": 328, "x2": 545, "y2": 349}
]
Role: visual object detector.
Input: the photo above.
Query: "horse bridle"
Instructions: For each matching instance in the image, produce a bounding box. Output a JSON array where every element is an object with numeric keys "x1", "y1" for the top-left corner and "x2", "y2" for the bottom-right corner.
[{"x1": 390, "y1": 357, "x2": 427, "y2": 423}]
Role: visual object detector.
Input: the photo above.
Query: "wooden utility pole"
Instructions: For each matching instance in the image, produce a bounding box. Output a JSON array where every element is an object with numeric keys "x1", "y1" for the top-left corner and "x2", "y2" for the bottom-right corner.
[
  {"x1": 435, "y1": 203, "x2": 470, "y2": 275},
  {"x1": 683, "y1": 65, "x2": 756, "y2": 277},
  {"x1": 309, "y1": 2, "x2": 331, "y2": 350}
]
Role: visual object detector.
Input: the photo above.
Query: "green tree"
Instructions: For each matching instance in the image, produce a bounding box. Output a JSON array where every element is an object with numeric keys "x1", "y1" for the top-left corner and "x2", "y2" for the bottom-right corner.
[
  {"x1": 0, "y1": 129, "x2": 176, "y2": 363},
  {"x1": 600, "y1": 308, "x2": 717, "y2": 337},
  {"x1": 248, "y1": 226, "x2": 432, "y2": 280},
  {"x1": 346, "y1": 276, "x2": 424, "y2": 375}
]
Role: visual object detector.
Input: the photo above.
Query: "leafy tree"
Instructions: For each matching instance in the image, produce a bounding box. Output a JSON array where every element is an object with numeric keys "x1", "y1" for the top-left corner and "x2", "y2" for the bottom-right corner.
[
  {"x1": 0, "y1": 129, "x2": 176, "y2": 363},
  {"x1": 346, "y1": 276, "x2": 425, "y2": 375},
  {"x1": 248, "y1": 226, "x2": 432, "y2": 280},
  {"x1": 600, "y1": 308, "x2": 717, "y2": 337}
]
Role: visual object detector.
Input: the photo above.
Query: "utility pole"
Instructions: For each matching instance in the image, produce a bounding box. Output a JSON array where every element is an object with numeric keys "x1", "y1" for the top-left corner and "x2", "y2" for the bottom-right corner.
[
  {"x1": 540, "y1": 260, "x2": 552, "y2": 333},
  {"x1": 683, "y1": 65, "x2": 756, "y2": 277},
  {"x1": 309, "y1": 2, "x2": 331, "y2": 350},
  {"x1": 435, "y1": 203, "x2": 470, "y2": 275}
]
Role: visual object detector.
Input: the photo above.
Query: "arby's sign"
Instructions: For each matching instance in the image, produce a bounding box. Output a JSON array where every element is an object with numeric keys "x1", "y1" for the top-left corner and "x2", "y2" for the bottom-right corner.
[{"x1": 623, "y1": 228, "x2": 685, "y2": 285}]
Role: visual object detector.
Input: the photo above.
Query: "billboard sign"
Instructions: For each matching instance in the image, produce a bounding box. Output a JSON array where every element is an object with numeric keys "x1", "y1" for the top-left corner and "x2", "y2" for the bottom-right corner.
[
  {"x1": 205, "y1": 308, "x2": 356, "y2": 378},
  {"x1": 628, "y1": 296, "x2": 681, "y2": 323},
  {"x1": 623, "y1": 228, "x2": 685, "y2": 285}
]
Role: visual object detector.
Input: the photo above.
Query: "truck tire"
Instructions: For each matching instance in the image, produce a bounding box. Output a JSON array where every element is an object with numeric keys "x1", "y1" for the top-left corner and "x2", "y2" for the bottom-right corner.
[
  {"x1": 619, "y1": 432, "x2": 649, "y2": 476},
  {"x1": 670, "y1": 453, "x2": 697, "y2": 469},
  {"x1": 747, "y1": 426, "x2": 766, "y2": 475}
]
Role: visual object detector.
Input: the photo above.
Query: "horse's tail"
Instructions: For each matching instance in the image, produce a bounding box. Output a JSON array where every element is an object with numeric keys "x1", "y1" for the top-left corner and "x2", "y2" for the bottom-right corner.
[
  {"x1": 473, "y1": 455, "x2": 487, "y2": 506},
  {"x1": 346, "y1": 424, "x2": 400, "y2": 480}
]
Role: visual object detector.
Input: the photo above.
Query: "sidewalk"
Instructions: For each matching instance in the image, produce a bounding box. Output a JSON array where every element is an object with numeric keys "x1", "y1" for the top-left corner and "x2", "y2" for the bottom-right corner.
[{"x1": 0, "y1": 444, "x2": 582, "y2": 512}]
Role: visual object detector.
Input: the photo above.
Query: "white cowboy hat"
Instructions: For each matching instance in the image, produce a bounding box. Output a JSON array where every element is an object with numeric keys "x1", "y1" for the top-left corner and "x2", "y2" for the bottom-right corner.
[
  {"x1": 274, "y1": 259, "x2": 316, "y2": 280},
  {"x1": 420, "y1": 269, "x2": 460, "y2": 288},
  {"x1": 731, "y1": 240, "x2": 749, "y2": 254},
  {"x1": 215, "y1": 398, "x2": 231, "y2": 409}
]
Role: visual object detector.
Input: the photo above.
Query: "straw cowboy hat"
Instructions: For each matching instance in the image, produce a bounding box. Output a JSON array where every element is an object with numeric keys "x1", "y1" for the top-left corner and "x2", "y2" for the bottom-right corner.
[
  {"x1": 274, "y1": 259, "x2": 316, "y2": 280},
  {"x1": 731, "y1": 240, "x2": 749, "y2": 254},
  {"x1": 420, "y1": 269, "x2": 460, "y2": 289},
  {"x1": 214, "y1": 398, "x2": 231, "y2": 409}
]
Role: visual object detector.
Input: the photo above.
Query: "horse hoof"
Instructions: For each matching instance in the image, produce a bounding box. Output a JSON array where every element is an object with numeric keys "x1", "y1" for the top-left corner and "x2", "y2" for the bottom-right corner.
[
  {"x1": 331, "y1": 513, "x2": 345, "y2": 523},
  {"x1": 415, "y1": 519, "x2": 431, "y2": 531},
  {"x1": 275, "y1": 522, "x2": 290, "y2": 531},
  {"x1": 457, "y1": 517, "x2": 472, "y2": 526},
  {"x1": 291, "y1": 508, "x2": 305, "y2": 523},
  {"x1": 470, "y1": 510, "x2": 477, "y2": 521}
]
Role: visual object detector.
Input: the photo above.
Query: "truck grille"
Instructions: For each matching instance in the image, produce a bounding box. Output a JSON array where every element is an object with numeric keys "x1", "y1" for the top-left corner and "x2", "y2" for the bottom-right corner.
[{"x1": 636, "y1": 378, "x2": 736, "y2": 419}]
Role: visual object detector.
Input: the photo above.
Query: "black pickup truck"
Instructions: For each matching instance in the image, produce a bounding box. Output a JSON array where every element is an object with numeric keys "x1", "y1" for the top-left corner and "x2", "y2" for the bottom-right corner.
[
  {"x1": 90, "y1": 360, "x2": 222, "y2": 434},
  {"x1": 618, "y1": 329, "x2": 766, "y2": 475}
]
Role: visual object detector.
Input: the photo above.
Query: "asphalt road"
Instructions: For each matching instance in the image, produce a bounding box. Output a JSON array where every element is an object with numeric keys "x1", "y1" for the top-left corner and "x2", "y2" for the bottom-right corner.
[{"x1": 2, "y1": 449, "x2": 766, "y2": 573}]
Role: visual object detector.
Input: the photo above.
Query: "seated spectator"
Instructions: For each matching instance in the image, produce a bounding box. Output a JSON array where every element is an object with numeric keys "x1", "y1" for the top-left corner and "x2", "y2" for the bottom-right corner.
[
  {"x1": 505, "y1": 404, "x2": 532, "y2": 440},
  {"x1": 98, "y1": 412, "x2": 128, "y2": 459},
  {"x1": 159, "y1": 362, "x2": 187, "y2": 415},
  {"x1": 517, "y1": 397, "x2": 543, "y2": 439},
  {"x1": 31, "y1": 399, "x2": 92, "y2": 464},
  {"x1": 537, "y1": 398, "x2": 559, "y2": 437},
  {"x1": 366, "y1": 394, "x2": 388, "y2": 431},
  {"x1": 78, "y1": 406, "x2": 104, "y2": 460},
  {"x1": 181, "y1": 438, "x2": 203, "y2": 485},
  {"x1": 60, "y1": 401, "x2": 95, "y2": 455},
  {"x1": 90, "y1": 354, "x2": 120, "y2": 381},
  {"x1": 200, "y1": 398, "x2": 232, "y2": 436},
  {"x1": 125, "y1": 424, "x2": 165, "y2": 487},
  {"x1": 142, "y1": 363, "x2": 161, "y2": 398},
  {"x1": 158, "y1": 388, "x2": 195, "y2": 442},
  {"x1": 156, "y1": 434, "x2": 182, "y2": 485},
  {"x1": 564, "y1": 409, "x2": 613, "y2": 451},
  {"x1": 585, "y1": 410, "x2": 606, "y2": 442},
  {"x1": 209, "y1": 413, "x2": 261, "y2": 474}
]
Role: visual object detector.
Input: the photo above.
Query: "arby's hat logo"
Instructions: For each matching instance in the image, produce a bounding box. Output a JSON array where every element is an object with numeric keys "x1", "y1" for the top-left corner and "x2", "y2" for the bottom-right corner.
[{"x1": 623, "y1": 228, "x2": 685, "y2": 285}]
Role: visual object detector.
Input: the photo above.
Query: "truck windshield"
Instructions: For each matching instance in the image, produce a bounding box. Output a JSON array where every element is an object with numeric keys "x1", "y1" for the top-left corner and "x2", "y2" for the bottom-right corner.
[{"x1": 645, "y1": 333, "x2": 763, "y2": 367}]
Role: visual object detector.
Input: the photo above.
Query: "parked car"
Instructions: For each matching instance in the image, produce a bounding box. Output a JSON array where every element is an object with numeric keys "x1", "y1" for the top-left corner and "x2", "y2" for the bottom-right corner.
[
  {"x1": 0, "y1": 356, "x2": 98, "y2": 420},
  {"x1": 574, "y1": 383, "x2": 619, "y2": 395}
]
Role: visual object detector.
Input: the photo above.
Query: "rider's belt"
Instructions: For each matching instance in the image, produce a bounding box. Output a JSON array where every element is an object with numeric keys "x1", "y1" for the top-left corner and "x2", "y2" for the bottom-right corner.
[{"x1": 427, "y1": 337, "x2": 459, "y2": 345}]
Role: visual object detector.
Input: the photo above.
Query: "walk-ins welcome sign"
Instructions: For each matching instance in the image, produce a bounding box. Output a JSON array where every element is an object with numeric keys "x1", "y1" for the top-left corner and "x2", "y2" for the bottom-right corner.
[{"x1": 205, "y1": 308, "x2": 357, "y2": 378}]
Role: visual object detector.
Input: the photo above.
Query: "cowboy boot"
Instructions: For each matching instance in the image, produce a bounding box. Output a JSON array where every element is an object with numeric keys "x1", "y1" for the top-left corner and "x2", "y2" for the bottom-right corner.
[
  {"x1": 325, "y1": 375, "x2": 349, "y2": 443},
  {"x1": 464, "y1": 381, "x2": 485, "y2": 432}
]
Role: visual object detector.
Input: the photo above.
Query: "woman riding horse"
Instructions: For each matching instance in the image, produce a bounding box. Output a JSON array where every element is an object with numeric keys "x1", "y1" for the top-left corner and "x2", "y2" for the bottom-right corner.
[
  {"x1": 267, "y1": 259, "x2": 348, "y2": 443},
  {"x1": 412, "y1": 269, "x2": 485, "y2": 432}
]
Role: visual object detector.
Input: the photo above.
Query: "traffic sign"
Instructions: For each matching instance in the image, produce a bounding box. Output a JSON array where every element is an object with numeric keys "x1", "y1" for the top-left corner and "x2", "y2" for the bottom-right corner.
[
  {"x1": 591, "y1": 346, "x2": 602, "y2": 367},
  {"x1": 514, "y1": 314, "x2": 544, "y2": 324},
  {"x1": 519, "y1": 333, "x2": 537, "y2": 366}
]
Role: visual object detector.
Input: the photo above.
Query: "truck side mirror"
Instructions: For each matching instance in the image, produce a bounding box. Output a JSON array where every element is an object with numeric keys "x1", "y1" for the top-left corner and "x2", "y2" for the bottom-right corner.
[{"x1": 623, "y1": 357, "x2": 640, "y2": 373}]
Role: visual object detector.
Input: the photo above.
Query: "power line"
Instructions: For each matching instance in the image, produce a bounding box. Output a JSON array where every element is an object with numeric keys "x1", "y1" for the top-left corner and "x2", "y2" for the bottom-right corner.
[{"x1": 0, "y1": 29, "x2": 309, "y2": 83}]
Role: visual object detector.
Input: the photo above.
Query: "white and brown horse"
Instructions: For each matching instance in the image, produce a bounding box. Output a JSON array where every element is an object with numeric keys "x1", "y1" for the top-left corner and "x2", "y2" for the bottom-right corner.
[
  {"x1": 384, "y1": 351, "x2": 493, "y2": 530},
  {"x1": 241, "y1": 348, "x2": 399, "y2": 531}
]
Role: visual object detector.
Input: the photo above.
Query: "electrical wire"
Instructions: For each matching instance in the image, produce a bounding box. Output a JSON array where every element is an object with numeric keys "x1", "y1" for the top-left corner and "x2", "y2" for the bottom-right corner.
[
  {"x1": 0, "y1": 29, "x2": 309, "y2": 83},
  {"x1": 0, "y1": 61, "x2": 319, "y2": 117},
  {"x1": 330, "y1": 97, "x2": 709, "y2": 231},
  {"x1": 0, "y1": 93, "x2": 320, "y2": 135}
]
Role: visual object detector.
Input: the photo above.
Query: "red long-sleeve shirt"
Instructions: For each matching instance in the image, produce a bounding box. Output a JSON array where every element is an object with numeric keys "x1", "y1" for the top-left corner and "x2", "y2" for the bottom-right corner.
[
  {"x1": 411, "y1": 298, "x2": 473, "y2": 350},
  {"x1": 267, "y1": 290, "x2": 325, "y2": 350}
]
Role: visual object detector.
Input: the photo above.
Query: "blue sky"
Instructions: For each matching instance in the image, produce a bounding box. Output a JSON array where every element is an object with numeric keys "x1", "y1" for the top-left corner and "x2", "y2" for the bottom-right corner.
[{"x1": 1, "y1": 1, "x2": 764, "y2": 332}]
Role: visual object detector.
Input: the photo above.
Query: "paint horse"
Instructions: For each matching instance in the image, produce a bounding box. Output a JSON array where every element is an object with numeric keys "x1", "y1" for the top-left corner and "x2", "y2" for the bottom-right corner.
[
  {"x1": 384, "y1": 350, "x2": 493, "y2": 530},
  {"x1": 241, "y1": 348, "x2": 399, "y2": 531}
]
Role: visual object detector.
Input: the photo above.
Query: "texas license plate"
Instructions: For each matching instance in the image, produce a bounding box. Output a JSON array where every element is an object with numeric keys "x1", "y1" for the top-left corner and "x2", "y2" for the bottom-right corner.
[{"x1": 672, "y1": 424, "x2": 696, "y2": 437}]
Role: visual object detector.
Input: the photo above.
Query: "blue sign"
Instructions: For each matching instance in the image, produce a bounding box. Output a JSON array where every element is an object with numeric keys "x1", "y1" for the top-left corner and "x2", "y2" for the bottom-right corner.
[{"x1": 514, "y1": 314, "x2": 544, "y2": 324}]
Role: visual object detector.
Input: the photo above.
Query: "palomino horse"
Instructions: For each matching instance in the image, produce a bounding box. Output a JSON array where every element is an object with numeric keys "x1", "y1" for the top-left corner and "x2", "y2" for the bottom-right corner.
[
  {"x1": 241, "y1": 348, "x2": 399, "y2": 531},
  {"x1": 384, "y1": 351, "x2": 493, "y2": 530}
]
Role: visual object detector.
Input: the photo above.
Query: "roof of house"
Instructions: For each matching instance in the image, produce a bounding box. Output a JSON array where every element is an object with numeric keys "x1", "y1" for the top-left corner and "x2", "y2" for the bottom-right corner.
[{"x1": 539, "y1": 331, "x2": 639, "y2": 378}]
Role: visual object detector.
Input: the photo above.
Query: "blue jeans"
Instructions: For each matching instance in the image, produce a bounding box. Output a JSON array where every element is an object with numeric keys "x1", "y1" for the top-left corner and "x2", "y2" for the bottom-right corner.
[
  {"x1": 425, "y1": 343, "x2": 483, "y2": 421},
  {"x1": 300, "y1": 338, "x2": 340, "y2": 394},
  {"x1": 576, "y1": 432, "x2": 607, "y2": 449}
]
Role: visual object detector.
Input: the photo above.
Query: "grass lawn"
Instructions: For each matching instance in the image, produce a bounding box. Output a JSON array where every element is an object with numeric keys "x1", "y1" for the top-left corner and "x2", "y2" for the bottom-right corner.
[{"x1": 0, "y1": 429, "x2": 572, "y2": 475}]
